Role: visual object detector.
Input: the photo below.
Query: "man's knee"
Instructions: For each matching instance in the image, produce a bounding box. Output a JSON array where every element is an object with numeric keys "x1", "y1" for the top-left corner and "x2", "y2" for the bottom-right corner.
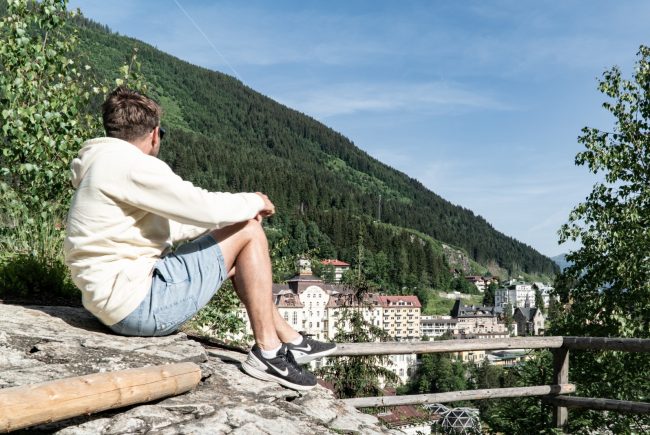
[
  {"x1": 215, "y1": 219, "x2": 265, "y2": 244},
  {"x1": 241, "y1": 218, "x2": 265, "y2": 238}
]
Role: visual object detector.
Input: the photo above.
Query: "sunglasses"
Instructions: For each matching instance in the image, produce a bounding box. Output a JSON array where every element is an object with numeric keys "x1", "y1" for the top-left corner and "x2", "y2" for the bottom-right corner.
[{"x1": 158, "y1": 127, "x2": 166, "y2": 141}]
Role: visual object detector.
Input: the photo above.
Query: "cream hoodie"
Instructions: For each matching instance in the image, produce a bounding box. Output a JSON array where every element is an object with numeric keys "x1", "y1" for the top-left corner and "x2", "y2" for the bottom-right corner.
[{"x1": 64, "y1": 137, "x2": 265, "y2": 326}]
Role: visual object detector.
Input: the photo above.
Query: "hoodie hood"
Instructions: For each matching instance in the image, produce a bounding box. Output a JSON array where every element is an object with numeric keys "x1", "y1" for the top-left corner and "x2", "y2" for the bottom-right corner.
[{"x1": 70, "y1": 137, "x2": 135, "y2": 188}]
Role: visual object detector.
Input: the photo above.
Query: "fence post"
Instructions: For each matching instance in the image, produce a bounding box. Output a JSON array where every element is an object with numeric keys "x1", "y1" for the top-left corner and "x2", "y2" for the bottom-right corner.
[{"x1": 552, "y1": 347, "x2": 569, "y2": 430}]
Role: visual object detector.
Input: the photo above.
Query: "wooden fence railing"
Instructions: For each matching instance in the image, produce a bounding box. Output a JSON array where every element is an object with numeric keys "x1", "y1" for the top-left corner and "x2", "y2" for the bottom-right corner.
[{"x1": 331, "y1": 336, "x2": 650, "y2": 430}]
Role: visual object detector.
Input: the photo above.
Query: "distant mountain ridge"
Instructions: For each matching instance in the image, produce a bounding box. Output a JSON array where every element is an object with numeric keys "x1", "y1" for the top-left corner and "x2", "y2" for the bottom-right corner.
[
  {"x1": 71, "y1": 14, "x2": 559, "y2": 284},
  {"x1": 552, "y1": 254, "x2": 571, "y2": 271}
]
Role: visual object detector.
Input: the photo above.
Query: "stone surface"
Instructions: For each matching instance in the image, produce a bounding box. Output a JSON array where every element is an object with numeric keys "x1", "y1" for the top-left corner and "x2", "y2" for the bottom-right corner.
[{"x1": 0, "y1": 304, "x2": 399, "y2": 434}]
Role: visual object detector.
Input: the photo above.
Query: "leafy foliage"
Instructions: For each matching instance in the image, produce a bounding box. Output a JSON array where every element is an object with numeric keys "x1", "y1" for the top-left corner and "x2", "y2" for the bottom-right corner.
[
  {"x1": 534, "y1": 288, "x2": 545, "y2": 315},
  {"x1": 0, "y1": 0, "x2": 146, "y2": 302},
  {"x1": 554, "y1": 45, "x2": 650, "y2": 433},
  {"x1": 469, "y1": 351, "x2": 562, "y2": 434},
  {"x1": 482, "y1": 282, "x2": 497, "y2": 306},
  {"x1": 503, "y1": 303, "x2": 514, "y2": 335},
  {"x1": 404, "y1": 352, "x2": 467, "y2": 397},
  {"x1": 0, "y1": 0, "x2": 100, "y2": 217},
  {"x1": 399, "y1": 332, "x2": 467, "y2": 402},
  {"x1": 185, "y1": 280, "x2": 252, "y2": 346},
  {"x1": 0, "y1": 0, "x2": 100, "y2": 299}
]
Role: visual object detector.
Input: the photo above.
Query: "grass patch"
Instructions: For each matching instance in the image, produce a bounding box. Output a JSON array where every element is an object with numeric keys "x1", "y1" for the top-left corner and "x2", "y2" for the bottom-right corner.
[{"x1": 422, "y1": 292, "x2": 484, "y2": 316}]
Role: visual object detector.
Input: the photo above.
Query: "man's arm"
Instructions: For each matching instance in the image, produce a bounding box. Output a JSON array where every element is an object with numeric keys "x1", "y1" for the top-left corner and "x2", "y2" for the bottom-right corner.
[
  {"x1": 114, "y1": 155, "x2": 266, "y2": 229},
  {"x1": 169, "y1": 192, "x2": 275, "y2": 243}
]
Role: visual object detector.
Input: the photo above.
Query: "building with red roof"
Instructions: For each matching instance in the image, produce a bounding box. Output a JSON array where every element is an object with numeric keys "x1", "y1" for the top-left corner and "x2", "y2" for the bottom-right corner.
[{"x1": 320, "y1": 259, "x2": 351, "y2": 283}]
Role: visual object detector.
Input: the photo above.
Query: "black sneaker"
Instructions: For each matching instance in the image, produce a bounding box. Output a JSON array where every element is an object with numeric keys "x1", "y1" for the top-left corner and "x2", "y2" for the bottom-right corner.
[
  {"x1": 286, "y1": 333, "x2": 337, "y2": 364},
  {"x1": 241, "y1": 344, "x2": 317, "y2": 391}
]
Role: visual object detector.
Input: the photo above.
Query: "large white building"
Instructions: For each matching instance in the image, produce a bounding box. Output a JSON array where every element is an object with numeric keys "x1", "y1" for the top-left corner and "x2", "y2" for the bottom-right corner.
[
  {"x1": 237, "y1": 259, "x2": 420, "y2": 383},
  {"x1": 494, "y1": 282, "x2": 536, "y2": 314},
  {"x1": 379, "y1": 295, "x2": 422, "y2": 341}
]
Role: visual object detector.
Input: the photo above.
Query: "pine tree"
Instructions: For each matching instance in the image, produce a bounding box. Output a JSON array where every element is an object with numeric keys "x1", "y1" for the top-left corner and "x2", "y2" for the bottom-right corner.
[{"x1": 315, "y1": 277, "x2": 399, "y2": 399}]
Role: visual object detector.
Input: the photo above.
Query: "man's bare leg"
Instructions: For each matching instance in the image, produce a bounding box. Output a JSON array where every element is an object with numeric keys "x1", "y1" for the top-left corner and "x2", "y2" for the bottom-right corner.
[
  {"x1": 230, "y1": 275, "x2": 301, "y2": 343},
  {"x1": 211, "y1": 219, "x2": 321, "y2": 390},
  {"x1": 210, "y1": 219, "x2": 299, "y2": 350}
]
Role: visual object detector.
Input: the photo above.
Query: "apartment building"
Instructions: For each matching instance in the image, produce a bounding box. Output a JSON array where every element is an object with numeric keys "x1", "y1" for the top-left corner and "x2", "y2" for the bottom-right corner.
[
  {"x1": 420, "y1": 315, "x2": 458, "y2": 338},
  {"x1": 494, "y1": 282, "x2": 536, "y2": 314},
  {"x1": 451, "y1": 300, "x2": 508, "y2": 336},
  {"x1": 379, "y1": 295, "x2": 422, "y2": 341}
]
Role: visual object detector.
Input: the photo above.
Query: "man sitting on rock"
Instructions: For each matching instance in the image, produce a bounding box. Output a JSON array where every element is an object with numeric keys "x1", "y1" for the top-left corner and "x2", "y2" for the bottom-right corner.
[{"x1": 64, "y1": 86, "x2": 336, "y2": 391}]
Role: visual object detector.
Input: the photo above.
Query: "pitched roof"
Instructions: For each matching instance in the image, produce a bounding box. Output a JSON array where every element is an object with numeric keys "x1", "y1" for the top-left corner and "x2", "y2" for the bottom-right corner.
[
  {"x1": 286, "y1": 274, "x2": 323, "y2": 283},
  {"x1": 451, "y1": 299, "x2": 495, "y2": 318},
  {"x1": 326, "y1": 292, "x2": 381, "y2": 308},
  {"x1": 376, "y1": 388, "x2": 433, "y2": 426},
  {"x1": 275, "y1": 293, "x2": 304, "y2": 308},
  {"x1": 272, "y1": 284, "x2": 291, "y2": 295},
  {"x1": 377, "y1": 405, "x2": 432, "y2": 426},
  {"x1": 378, "y1": 295, "x2": 421, "y2": 308},
  {"x1": 321, "y1": 259, "x2": 351, "y2": 267},
  {"x1": 514, "y1": 307, "x2": 539, "y2": 321}
]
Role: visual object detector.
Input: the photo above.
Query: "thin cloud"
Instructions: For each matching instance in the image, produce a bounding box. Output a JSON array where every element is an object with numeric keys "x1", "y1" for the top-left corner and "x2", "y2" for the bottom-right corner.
[
  {"x1": 275, "y1": 82, "x2": 514, "y2": 119},
  {"x1": 157, "y1": 3, "x2": 393, "y2": 67}
]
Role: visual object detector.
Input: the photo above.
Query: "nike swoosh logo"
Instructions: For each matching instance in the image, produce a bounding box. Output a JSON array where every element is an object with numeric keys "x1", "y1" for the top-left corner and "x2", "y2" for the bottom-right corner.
[
  {"x1": 268, "y1": 362, "x2": 289, "y2": 377},
  {"x1": 292, "y1": 344, "x2": 312, "y2": 352}
]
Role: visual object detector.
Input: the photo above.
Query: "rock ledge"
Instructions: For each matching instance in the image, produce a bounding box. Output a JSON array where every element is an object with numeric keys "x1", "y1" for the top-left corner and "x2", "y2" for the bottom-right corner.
[{"x1": 0, "y1": 304, "x2": 396, "y2": 434}]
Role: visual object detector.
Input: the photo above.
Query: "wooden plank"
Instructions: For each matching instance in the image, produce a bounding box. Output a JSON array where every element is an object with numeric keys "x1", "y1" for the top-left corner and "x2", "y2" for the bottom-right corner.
[
  {"x1": 562, "y1": 337, "x2": 650, "y2": 352},
  {"x1": 544, "y1": 395, "x2": 650, "y2": 413},
  {"x1": 342, "y1": 384, "x2": 576, "y2": 408},
  {"x1": 331, "y1": 336, "x2": 564, "y2": 356},
  {"x1": 552, "y1": 348, "x2": 570, "y2": 429},
  {"x1": 0, "y1": 362, "x2": 201, "y2": 433}
]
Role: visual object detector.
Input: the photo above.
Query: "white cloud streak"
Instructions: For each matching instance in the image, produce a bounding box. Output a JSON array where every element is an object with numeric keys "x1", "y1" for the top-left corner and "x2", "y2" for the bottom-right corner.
[{"x1": 274, "y1": 81, "x2": 514, "y2": 119}]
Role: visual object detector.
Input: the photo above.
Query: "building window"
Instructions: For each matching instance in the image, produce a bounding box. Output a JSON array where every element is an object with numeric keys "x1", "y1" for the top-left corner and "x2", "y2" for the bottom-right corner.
[
  {"x1": 292, "y1": 312, "x2": 297, "y2": 324},
  {"x1": 283, "y1": 312, "x2": 289, "y2": 321}
]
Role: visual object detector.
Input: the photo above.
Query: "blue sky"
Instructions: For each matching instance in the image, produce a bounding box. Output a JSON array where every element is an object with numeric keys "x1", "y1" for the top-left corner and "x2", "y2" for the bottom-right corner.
[{"x1": 68, "y1": 0, "x2": 649, "y2": 258}]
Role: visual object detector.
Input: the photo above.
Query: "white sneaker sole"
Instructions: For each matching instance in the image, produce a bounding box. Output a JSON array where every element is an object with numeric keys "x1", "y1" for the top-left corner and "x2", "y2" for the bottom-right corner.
[{"x1": 241, "y1": 354, "x2": 317, "y2": 391}]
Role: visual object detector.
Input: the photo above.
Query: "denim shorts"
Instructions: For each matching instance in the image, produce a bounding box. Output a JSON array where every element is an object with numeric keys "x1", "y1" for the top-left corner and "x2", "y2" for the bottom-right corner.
[{"x1": 108, "y1": 234, "x2": 228, "y2": 337}]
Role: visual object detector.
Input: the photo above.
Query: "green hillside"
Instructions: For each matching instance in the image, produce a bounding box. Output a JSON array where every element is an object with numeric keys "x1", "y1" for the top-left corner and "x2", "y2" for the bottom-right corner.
[{"x1": 73, "y1": 17, "x2": 558, "y2": 290}]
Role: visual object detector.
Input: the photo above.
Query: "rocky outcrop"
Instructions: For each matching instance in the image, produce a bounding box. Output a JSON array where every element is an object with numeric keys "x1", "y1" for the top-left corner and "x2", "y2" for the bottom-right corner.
[{"x1": 0, "y1": 304, "x2": 396, "y2": 434}]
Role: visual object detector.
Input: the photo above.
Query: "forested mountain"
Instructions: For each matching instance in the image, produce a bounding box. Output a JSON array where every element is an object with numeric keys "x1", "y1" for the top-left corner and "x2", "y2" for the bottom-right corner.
[{"x1": 72, "y1": 16, "x2": 558, "y2": 290}]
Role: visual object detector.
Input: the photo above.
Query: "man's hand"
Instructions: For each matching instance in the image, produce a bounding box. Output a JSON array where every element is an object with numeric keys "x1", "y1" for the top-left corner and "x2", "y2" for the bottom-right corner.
[{"x1": 255, "y1": 192, "x2": 275, "y2": 221}]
